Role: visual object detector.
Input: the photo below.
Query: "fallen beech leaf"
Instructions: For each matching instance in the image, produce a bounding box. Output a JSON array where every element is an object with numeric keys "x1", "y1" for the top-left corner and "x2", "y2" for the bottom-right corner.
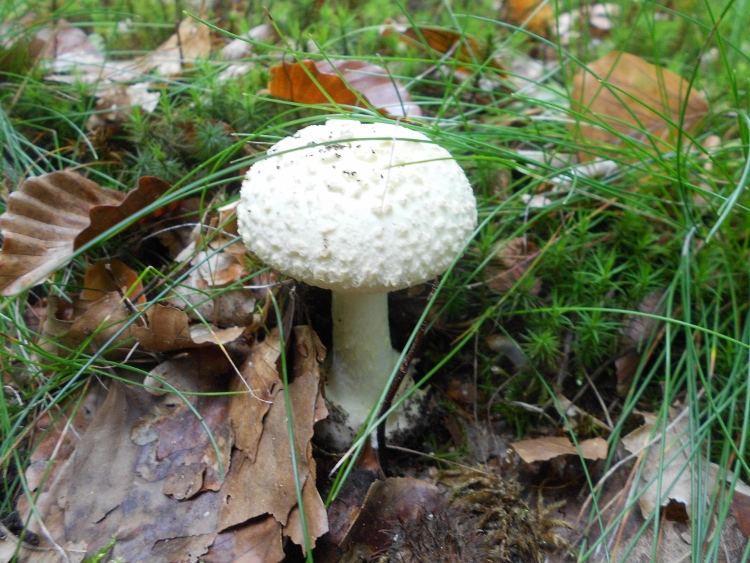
[
  {"x1": 268, "y1": 59, "x2": 421, "y2": 117},
  {"x1": 0, "y1": 171, "x2": 123, "y2": 296},
  {"x1": 615, "y1": 291, "x2": 664, "y2": 395},
  {"x1": 20, "y1": 381, "x2": 224, "y2": 560},
  {"x1": 130, "y1": 304, "x2": 195, "y2": 352},
  {"x1": 205, "y1": 516, "x2": 285, "y2": 563},
  {"x1": 80, "y1": 258, "x2": 145, "y2": 304},
  {"x1": 511, "y1": 435, "x2": 608, "y2": 463},
  {"x1": 0, "y1": 525, "x2": 86, "y2": 563},
  {"x1": 139, "y1": 15, "x2": 212, "y2": 76},
  {"x1": 380, "y1": 20, "x2": 503, "y2": 72},
  {"x1": 38, "y1": 292, "x2": 134, "y2": 357},
  {"x1": 19, "y1": 326, "x2": 327, "y2": 561},
  {"x1": 75, "y1": 176, "x2": 172, "y2": 248},
  {"x1": 171, "y1": 203, "x2": 256, "y2": 318},
  {"x1": 219, "y1": 326, "x2": 328, "y2": 552},
  {"x1": 571, "y1": 52, "x2": 709, "y2": 158},
  {"x1": 482, "y1": 237, "x2": 541, "y2": 294},
  {"x1": 132, "y1": 304, "x2": 245, "y2": 353},
  {"x1": 136, "y1": 390, "x2": 233, "y2": 499},
  {"x1": 24, "y1": 381, "x2": 109, "y2": 497},
  {"x1": 501, "y1": 0, "x2": 555, "y2": 37},
  {"x1": 227, "y1": 330, "x2": 282, "y2": 462},
  {"x1": 622, "y1": 411, "x2": 750, "y2": 520}
]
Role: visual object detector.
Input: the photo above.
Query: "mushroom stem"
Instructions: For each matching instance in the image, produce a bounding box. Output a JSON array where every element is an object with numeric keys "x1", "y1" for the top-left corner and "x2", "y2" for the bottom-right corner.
[{"x1": 327, "y1": 291, "x2": 401, "y2": 434}]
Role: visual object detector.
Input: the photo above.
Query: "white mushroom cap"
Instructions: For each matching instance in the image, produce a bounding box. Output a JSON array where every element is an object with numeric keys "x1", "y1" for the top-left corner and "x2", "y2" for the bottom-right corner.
[{"x1": 236, "y1": 119, "x2": 477, "y2": 292}]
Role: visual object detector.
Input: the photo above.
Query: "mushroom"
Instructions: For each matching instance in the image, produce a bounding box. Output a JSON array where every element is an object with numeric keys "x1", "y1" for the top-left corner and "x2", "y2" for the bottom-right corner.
[{"x1": 236, "y1": 119, "x2": 477, "y2": 448}]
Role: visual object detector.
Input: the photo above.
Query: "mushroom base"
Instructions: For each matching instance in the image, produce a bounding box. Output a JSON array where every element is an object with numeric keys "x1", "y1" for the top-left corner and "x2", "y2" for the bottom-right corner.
[{"x1": 314, "y1": 363, "x2": 428, "y2": 451}]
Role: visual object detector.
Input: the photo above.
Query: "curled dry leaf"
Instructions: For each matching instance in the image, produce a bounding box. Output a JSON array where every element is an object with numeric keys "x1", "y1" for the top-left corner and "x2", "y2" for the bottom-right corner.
[
  {"x1": 131, "y1": 304, "x2": 198, "y2": 352},
  {"x1": 38, "y1": 292, "x2": 133, "y2": 358},
  {"x1": 35, "y1": 259, "x2": 143, "y2": 359},
  {"x1": 75, "y1": 175, "x2": 172, "y2": 248},
  {"x1": 571, "y1": 51, "x2": 710, "y2": 160},
  {"x1": 511, "y1": 435, "x2": 608, "y2": 463},
  {"x1": 0, "y1": 171, "x2": 123, "y2": 296},
  {"x1": 268, "y1": 59, "x2": 422, "y2": 117},
  {"x1": 132, "y1": 304, "x2": 246, "y2": 353},
  {"x1": 0, "y1": 172, "x2": 172, "y2": 297}
]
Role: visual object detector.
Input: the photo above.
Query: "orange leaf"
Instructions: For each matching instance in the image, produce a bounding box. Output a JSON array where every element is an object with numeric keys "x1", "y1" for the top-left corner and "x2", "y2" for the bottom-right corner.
[
  {"x1": 0, "y1": 171, "x2": 124, "y2": 296},
  {"x1": 501, "y1": 0, "x2": 555, "y2": 38},
  {"x1": 268, "y1": 59, "x2": 421, "y2": 118},
  {"x1": 571, "y1": 52, "x2": 710, "y2": 159}
]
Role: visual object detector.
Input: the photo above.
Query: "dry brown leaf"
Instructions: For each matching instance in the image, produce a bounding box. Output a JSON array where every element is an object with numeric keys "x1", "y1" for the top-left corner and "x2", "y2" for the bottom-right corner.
[
  {"x1": 621, "y1": 411, "x2": 750, "y2": 520},
  {"x1": 219, "y1": 326, "x2": 329, "y2": 552},
  {"x1": 37, "y1": 292, "x2": 134, "y2": 358},
  {"x1": 130, "y1": 303, "x2": 196, "y2": 352},
  {"x1": 380, "y1": 20, "x2": 503, "y2": 72},
  {"x1": 511, "y1": 435, "x2": 608, "y2": 463},
  {"x1": 501, "y1": 0, "x2": 555, "y2": 38},
  {"x1": 615, "y1": 291, "x2": 664, "y2": 395},
  {"x1": 482, "y1": 237, "x2": 541, "y2": 293},
  {"x1": 268, "y1": 59, "x2": 421, "y2": 117},
  {"x1": 133, "y1": 305, "x2": 246, "y2": 353},
  {"x1": 0, "y1": 171, "x2": 124, "y2": 296},
  {"x1": 170, "y1": 202, "x2": 261, "y2": 327},
  {"x1": 80, "y1": 258, "x2": 145, "y2": 303},
  {"x1": 18, "y1": 325, "x2": 327, "y2": 561},
  {"x1": 138, "y1": 15, "x2": 212, "y2": 76},
  {"x1": 75, "y1": 175, "x2": 172, "y2": 248},
  {"x1": 227, "y1": 330, "x2": 282, "y2": 462},
  {"x1": 571, "y1": 51, "x2": 710, "y2": 159},
  {"x1": 0, "y1": 524, "x2": 86, "y2": 563},
  {"x1": 205, "y1": 516, "x2": 285, "y2": 563},
  {"x1": 0, "y1": 172, "x2": 172, "y2": 297}
]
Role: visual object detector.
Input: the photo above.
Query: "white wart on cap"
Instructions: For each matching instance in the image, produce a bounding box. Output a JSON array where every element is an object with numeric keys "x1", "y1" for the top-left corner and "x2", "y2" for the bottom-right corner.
[{"x1": 237, "y1": 119, "x2": 477, "y2": 448}]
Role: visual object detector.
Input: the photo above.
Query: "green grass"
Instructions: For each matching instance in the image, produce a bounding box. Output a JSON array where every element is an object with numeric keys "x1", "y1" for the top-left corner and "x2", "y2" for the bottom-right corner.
[{"x1": 2, "y1": 0, "x2": 750, "y2": 561}]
